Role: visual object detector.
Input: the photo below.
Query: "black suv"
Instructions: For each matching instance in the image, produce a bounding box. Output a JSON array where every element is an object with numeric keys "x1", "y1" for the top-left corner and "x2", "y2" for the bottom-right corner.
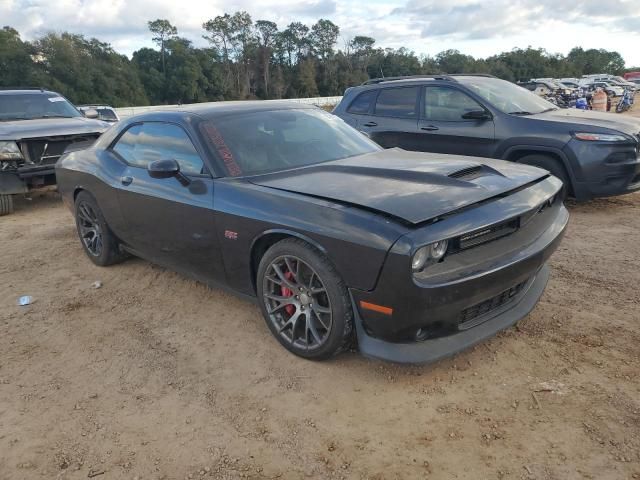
[
  {"x1": 333, "y1": 75, "x2": 640, "y2": 200},
  {"x1": 0, "y1": 89, "x2": 110, "y2": 215}
]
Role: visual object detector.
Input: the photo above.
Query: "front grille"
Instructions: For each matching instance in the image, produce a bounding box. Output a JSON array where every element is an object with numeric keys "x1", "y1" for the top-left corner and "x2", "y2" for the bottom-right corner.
[
  {"x1": 451, "y1": 195, "x2": 556, "y2": 253},
  {"x1": 459, "y1": 280, "x2": 527, "y2": 328},
  {"x1": 18, "y1": 134, "x2": 100, "y2": 166},
  {"x1": 457, "y1": 218, "x2": 518, "y2": 250}
]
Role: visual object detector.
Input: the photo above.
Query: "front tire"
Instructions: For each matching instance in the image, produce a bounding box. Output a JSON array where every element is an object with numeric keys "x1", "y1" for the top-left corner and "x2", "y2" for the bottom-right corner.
[
  {"x1": 518, "y1": 154, "x2": 571, "y2": 199},
  {"x1": 0, "y1": 194, "x2": 14, "y2": 216},
  {"x1": 74, "y1": 191, "x2": 127, "y2": 266},
  {"x1": 257, "y1": 238, "x2": 353, "y2": 360}
]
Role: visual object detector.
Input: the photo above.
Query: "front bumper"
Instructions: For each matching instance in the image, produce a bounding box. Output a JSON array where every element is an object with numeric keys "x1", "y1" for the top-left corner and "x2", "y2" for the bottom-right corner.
[
  {"x1": 564, "y1": 138, "x2": 640, "y2": 200},
  {"x1": 354, "y1": 264, "x2": 549, "y2": 364},
  {"x1": 349, "y1": 176, "x2": 568, "y2": 363}
]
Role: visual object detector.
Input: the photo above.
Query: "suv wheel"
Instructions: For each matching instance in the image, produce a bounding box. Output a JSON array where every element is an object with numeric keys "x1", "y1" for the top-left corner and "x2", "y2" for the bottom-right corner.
[
  {"x1": 519, "y1": 154, "x2": 571, "y2": 199},
  {"x1": 0, "y1": 194, "x2": 14, "y2": 216},
  {"x1": 257, "y1": 238, "x2": 353, "y2": 360}
]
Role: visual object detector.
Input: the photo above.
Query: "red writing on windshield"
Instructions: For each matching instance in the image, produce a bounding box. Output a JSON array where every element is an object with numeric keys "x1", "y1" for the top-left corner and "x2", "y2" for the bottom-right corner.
[{"x1": 200, "y1": 123, "x2": 243, "y2": 177}]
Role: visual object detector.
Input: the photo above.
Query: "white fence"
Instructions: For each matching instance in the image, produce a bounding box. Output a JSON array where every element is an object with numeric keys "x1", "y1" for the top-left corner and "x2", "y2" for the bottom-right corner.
[{"x1": 115, "y1": 96, "x2": 343, "y2": 120}]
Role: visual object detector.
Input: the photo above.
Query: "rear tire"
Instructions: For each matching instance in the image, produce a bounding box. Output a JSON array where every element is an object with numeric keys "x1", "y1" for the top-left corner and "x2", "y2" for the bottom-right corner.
[
  {"x1": 74, "y1": 191, "x2": 127, "y2": 266},
  {"x1": 0, "y1": 194, "x2": 14, "y2": 216},
  {"x1": 257, "y1": 238, "x2": 353, "y2": 360},
  {"x1": 518, "y1": 154, "x2": 571, "y2": 199}
]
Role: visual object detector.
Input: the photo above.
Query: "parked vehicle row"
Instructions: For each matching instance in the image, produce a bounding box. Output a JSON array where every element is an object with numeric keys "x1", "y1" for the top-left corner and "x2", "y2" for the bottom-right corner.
[
  {"x1": 2, "y1": 74, "x2": 639, "y2": 364},
  {"x1": 520, "y1": 75, "x2": 636, "y2": 113}
]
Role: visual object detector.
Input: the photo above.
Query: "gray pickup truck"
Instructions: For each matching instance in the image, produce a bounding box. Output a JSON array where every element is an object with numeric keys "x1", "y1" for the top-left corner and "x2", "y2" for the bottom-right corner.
[{"x1": 0, "y1": 88, "x2": 110, "y2": 215}]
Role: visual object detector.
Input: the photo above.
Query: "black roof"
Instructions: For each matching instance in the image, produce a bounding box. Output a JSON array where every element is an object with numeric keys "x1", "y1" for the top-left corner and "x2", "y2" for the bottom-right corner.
[{"x1": 127, "y1": 100, "x2": 316, "y2": 122}]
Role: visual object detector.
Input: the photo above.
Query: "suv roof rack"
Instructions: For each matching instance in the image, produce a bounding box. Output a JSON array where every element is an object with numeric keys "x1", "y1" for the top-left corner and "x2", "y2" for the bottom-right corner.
[
  {"x1": 361, "y1": 73, "x2": 495, "y2": 86},
  {"x1": 0, "y1": 86, "x2": 47, "y2": 92}
]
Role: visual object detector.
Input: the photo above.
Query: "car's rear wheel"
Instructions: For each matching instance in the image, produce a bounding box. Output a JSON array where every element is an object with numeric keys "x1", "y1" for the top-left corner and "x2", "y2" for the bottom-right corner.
[
  {"x1": 519, "y1": 154, "x2": 571, "y2": 199},
  {"x1": 0, "y1": 194, "x2": 14, "y2": 216},
  {"x1": 257, "y1": 238, "x2": 353, "y2": 360},
  {"x1": 74, "y1": 191, "x2": 127, "y2": 266}
]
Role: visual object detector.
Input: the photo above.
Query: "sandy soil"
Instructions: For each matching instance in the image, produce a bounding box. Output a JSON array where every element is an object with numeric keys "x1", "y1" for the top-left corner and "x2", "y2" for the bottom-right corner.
[{"x1": 2, "y1": 126, "x2": 640, "y2": 480}]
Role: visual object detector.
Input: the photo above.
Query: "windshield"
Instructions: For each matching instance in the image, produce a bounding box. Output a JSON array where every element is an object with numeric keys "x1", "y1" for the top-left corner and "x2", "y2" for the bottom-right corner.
[
  {"x1": 200, "y1": 108, "x2": 381, "y2": 176},
  {"x1": 0, "y1": 93, "x2": 82, "y2": 121},
  {"x1": 458, "y1": 77, "x2": 557, "y2": 115}
]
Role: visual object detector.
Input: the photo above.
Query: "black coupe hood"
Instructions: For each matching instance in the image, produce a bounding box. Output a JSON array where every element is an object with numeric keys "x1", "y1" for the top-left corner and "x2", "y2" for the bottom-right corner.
[
  {"x1": 249, "y1": 149, "x2": 549, "y2": 225},
  {"x1": 0, "y1": 117, "x2": 110, "y2": 141}
]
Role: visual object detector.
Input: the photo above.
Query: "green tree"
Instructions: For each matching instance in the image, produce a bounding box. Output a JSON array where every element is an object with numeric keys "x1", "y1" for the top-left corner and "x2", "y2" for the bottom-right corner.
[{"x1": 147, "y1": 19, "x2": 178, "y2": 74}]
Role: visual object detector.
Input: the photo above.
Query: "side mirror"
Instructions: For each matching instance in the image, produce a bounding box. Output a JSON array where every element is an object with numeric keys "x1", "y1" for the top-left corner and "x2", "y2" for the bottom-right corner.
[
  {"x1": 461, "y1": 109, "x2": 492, "y2": 121},
  {"x1": 83, "y1": 108, "x2": 99, "y2": 119},
  {"x1": 148, "y1": 159, "x2": 180, "y2": 179},
  {"x1": 148, "y1": 159, "x2": 191, "y2": 186}
]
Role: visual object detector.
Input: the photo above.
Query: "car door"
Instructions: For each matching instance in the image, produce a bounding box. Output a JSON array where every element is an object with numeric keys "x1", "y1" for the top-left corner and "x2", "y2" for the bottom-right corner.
[
  {"x1": 416, "y1": 85, "x2": 496, "y2": 158},
  {"x1": 108, "y1": 121, "x2": 225, "y2": 283},
  {"x1": 357, "y1": 86, "x2": 421, "y2": 149}
]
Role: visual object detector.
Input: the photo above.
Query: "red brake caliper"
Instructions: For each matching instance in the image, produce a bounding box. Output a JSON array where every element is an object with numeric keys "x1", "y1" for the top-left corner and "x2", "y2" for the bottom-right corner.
[{"x1": 280, "y1": 271, "x2": 296, "y2": 316}]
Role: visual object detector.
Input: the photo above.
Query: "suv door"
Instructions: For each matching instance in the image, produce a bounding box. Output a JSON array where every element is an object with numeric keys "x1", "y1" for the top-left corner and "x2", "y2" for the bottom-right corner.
[
  {"x1": 108, "y1": 121, "x2": 225, "y2": 282},
  {"x1": 416, "y1": 85, "x2": 496, "y2": 157},
  {"x1": 356, "y1": 86, "x2": 421, "y2": 149}
]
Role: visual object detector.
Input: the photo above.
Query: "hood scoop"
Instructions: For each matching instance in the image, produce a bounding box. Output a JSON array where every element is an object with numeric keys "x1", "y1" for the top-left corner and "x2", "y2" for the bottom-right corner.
[{"x1": 449, "y1": 165, "x2": 483, "y2": 180}]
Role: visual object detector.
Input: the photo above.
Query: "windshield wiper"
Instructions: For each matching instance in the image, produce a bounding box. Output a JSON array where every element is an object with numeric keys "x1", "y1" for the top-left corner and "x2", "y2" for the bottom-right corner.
[
  {"x1": 508, "y1": 111, "x2": 533, "y2": 116},
  {"x1": 37, "y1": 114, "x2": 74, "y2": 119},
  {"x1": 538, "y1": 107, "x2": 558, "y2": 113}
]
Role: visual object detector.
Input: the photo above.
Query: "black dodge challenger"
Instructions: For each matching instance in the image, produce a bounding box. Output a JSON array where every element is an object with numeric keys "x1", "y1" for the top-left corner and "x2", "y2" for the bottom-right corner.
[{"x1": 55, "y1": 102, "x2": 569, "y2": 363}]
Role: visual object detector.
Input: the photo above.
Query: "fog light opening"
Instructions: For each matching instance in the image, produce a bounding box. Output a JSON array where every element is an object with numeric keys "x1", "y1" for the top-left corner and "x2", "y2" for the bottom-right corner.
[{"x1": 415, "y1": 328, "x2": 430, "y2": 342}]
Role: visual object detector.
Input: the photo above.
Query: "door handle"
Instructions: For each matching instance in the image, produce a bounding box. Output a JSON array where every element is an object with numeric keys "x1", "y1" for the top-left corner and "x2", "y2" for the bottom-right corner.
[
  {"x1": 363, "y1": 121, "x2": 378, "y2": 127},
  {"x1": 121, "y1": 176, "x2": 133, "y2": 186},
  {"x1": 420, "y1": 125, "x2": 439, "y2": 131}
]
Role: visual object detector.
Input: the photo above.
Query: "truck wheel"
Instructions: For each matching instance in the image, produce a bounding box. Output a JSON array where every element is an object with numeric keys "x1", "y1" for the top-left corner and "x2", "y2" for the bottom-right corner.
[
  {"x1": 518, "y1": 154, "x2": 571, "y2": 199},
  {"x1": 0, "y1": 194, "x2": 14, "y2": 216}
]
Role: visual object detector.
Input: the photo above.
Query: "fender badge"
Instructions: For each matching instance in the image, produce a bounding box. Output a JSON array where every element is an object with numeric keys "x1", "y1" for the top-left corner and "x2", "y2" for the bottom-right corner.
[{"x1": 224, "y1": 230, "x2": 238, "y2": 240}]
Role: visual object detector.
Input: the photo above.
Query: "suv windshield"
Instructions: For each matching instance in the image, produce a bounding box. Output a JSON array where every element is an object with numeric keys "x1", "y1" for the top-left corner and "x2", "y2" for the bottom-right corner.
[
  {"x1": 201, "y1": 108, "x2": 380, "y2": 176},
  {"x1": 458, "y1": 77, "x2": 557, "y2": 115},
  {"x1": 0, "y1": 92, "x2": 82, "y2": 121}
]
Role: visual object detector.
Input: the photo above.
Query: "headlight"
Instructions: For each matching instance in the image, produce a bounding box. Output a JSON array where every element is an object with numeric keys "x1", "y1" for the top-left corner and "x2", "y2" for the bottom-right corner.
[
  {"x1": 412, "y1": 240, "x2": 449, "y2": 272},
  {"x1": 574, "y1": 132, "x2": 628, "y2": 142},
  {"x1": 0, "y1": 141, "x2": 23, "y2": 160}
]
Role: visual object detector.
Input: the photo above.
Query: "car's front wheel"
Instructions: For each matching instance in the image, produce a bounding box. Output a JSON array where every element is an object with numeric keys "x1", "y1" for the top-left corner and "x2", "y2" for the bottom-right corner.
[
  {"x1": 257, "y1": 238, "x2": 353, "y2": 360},
  {"x1": 74, "y1": 191, "x2": 127, "y2": 266}
]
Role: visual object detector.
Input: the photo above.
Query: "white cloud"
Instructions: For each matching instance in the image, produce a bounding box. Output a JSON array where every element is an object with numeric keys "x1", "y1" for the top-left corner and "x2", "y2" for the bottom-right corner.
[{"x1": 1, "y1": 0, "x2": 639, "y2": 65}]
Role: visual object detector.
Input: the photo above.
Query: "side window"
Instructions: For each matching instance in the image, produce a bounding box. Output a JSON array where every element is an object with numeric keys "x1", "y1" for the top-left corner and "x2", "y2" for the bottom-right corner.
[
  {"x1": 374, "y1": 87, "x2": 419, "y2": 118},
  {"x1": 423, "y1": 87, "x2": 484, "y2": 122},
  {"x1": 112, "y1": 123, "x2": 205, "y2": 175},
  {"x1": 347, "y1": 90, "x2": 377, "y2": 114}
]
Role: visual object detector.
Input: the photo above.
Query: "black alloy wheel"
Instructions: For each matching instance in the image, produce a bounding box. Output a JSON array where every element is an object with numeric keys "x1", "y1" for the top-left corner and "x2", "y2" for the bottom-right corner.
[
  {"x1": 257, "y1": 238, "x2": 353, "y2": 360},
  {"x1": 74, "y1": 191, "x2": 128, "y2": 266}
]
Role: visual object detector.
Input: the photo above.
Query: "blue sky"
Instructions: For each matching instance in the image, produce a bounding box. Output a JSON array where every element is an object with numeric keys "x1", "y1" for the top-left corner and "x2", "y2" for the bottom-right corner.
[{"x1": 2, "y1": 0, "x2": 639, "y2": 66}]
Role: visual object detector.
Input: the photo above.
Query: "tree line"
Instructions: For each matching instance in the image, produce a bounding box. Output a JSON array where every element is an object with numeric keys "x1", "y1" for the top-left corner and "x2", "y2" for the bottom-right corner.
[{"x1": 0, "y1": 15, "x2": 635, "y2": 108}]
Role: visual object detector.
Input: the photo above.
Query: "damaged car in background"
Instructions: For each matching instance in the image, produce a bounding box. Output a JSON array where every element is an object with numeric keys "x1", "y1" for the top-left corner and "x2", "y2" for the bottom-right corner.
[
  {"x1": 56, "y1": 103, "x2": 568, "y2": 363},
  {"x1": 0, "y1": 88, "x2": 110, "y2": 215}
]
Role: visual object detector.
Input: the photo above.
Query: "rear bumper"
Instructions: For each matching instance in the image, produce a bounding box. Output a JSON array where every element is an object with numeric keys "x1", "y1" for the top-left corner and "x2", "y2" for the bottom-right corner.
[{"x1": 354, "y1": 264, "x2": 549, "y2": 364}]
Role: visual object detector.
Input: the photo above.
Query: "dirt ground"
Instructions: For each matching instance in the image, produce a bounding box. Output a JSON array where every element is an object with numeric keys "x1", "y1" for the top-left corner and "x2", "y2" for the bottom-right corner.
[{"x1": 2, "y1": 117, "x2": 640, "y2": 480}]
